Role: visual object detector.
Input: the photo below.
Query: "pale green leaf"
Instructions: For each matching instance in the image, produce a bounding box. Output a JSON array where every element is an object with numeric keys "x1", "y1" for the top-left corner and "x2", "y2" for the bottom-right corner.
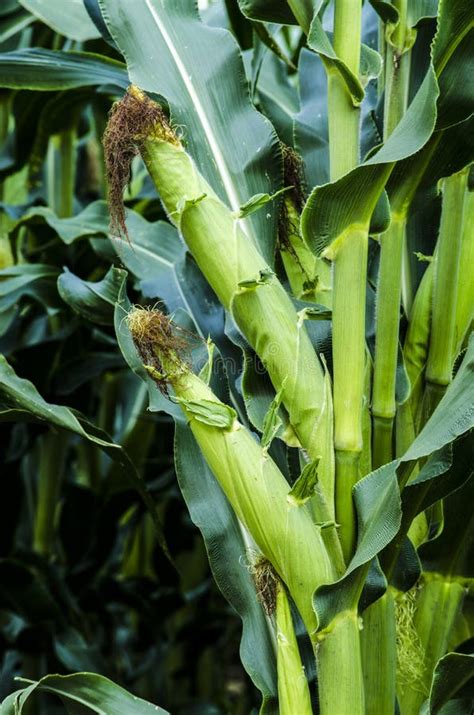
[
  {"x1": 173, "y1": 397, "x2": 236, "y2": 429},
  {"x1": 287, "y1": 458, "x2": 320, "y2": 507},
  {"x1": 1, "y1": 672, "x2": 167, "y2": 714}
]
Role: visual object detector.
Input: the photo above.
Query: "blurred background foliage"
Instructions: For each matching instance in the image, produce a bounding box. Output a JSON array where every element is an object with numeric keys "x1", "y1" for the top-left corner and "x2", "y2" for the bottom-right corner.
[{"x1": 1, "y1": 0, "x2": 471, "y2": 713}]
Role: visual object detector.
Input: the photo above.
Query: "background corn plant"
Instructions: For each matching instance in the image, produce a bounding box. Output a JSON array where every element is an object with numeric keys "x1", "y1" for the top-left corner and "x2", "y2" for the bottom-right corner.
[{"x1": 0, "y1": 0, "x2": 472, "y2": 714}]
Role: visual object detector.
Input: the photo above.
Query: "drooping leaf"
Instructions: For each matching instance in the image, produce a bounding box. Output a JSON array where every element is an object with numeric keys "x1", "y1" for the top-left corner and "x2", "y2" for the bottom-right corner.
[
  {"x1": 1, "y1": 672, "x2": 168, "y2": 714},
  {"x1": 98, "y1": 0, "x2": 281, "y2": 263},
  {"x1": 424, "y1": 652, "x2": 474, "y2": 715},
  {"x1": 308, "y1": 18, "x2": 382, "y2": 106},
  {"x1": 0, "y1": 49, "x2": 127, "y2": 91},
  {"x1": 313, "y1": 335, "x2": 474, "y2": 628},
  {"x1": 237, "y1": 0, "x2": 297, "y2": 25},
  {"x1": 58, "y1": 266, "x2": 126, "y2": 326}
]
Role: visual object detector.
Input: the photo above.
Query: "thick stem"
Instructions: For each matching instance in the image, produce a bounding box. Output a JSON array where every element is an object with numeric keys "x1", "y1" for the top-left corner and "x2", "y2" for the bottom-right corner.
[
  {"x1": 425, "y1": 168, "x2": 469, "y2": 389},
  {"x1": 328, "y1": 1, "x2": 361, "y2": 181},
  {"x1": 320, "y1": 7, "x2": 366, "y2": 710},
  {"x1": 313, "y1": 611, "x2": 365, "y2": 715},
  {"x1": 33, "y1": 431, "x2": 68, "y2": 557},
  {"x1": 453, "y1": 190, "x2": 474, "y2": 358},
  {"x1": 372, "y1": 0, "x2": 412, "y2": 464},
  {"x1": 372, "y1": 216, "x2": 407, "y2": 466},
  {"x1": 333, "y1": 229, "x2": 368, "y2": 560},
  {"x1": 47, "y1": 128, "x2": 76, "y2": 218},
  {"x1": 361, "y1": 592, "x2": 397, "y2": 714},
  {"x1": 328, "y1": 0, "x2": 364, "y2": 565}
]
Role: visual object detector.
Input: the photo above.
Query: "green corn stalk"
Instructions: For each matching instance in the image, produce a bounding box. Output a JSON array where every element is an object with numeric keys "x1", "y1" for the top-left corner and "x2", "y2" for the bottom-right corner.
[
  {"x1": 453, "y1": 187, "x2": 474, "y2": 358},
  {"x1": 361, "y1": 591, "x2": 397, "y2": 715},
  {"x1": 127, "y1": 307, "x2": 335, "y2": 634},
  {"x1": 33, "y1": 430, "x2": 68, "y2": 557},
  {"x1": 326, "y1": 0, "x2": 366, "y2": 564},
  {"x1": 424, "y1": 167, "x2": 469, "y2": 415},
  {"x1": 104, "y1": 87, "x2": 336, "y2": 514},
  {"x1": 47, "y1": 128, "x2": 77, "y2": 219},
  {"x1": 372, "y1": 0, "x2": 413, "y2": 468}
]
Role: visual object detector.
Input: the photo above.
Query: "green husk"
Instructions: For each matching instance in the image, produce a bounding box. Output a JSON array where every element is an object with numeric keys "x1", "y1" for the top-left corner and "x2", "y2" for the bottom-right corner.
[
  {"x1": 127, "y1": 307, "x2": 335, "y2": 634},
  {"x1": 275, "y1": 579, "x2": 313, "y2": 715}
]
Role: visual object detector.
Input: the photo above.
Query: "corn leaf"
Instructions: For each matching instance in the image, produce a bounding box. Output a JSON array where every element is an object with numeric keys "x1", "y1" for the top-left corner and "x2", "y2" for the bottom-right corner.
[
  {"x1": 287, "y1": 459, "x2": 320, "y2": 507},
  {"x1": 98, "y1": 0, "x2": 281, "y2": 263},
  {"x1": 18, "y1": 0, "x2": 101, "y2": 41},
  {"x1": 308, "y1": 18, "x2": 382, "y2": 105},
  {"x1": 423, "y1": 652, "x2": 474, "y2": 715},
  {"x1": 1, "y1": 672, "x2": 168, "y2": 714},
  {"x1": 301, "y1": 65, "x2": 438, "y2": 256},
  {"x1": 0, "y1": 49, "x2": 127, "y2": 90},
  {"x1": 58, "y1": 266, "x2": 126, "y2": 326}
]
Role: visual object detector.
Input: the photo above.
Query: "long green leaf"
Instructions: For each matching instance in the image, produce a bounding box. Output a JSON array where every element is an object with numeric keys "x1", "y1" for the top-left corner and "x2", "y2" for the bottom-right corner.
[
  {"x1": 1, "y1": 672, "x2": 168, "y2": 714},
  {"x1": 0, "y1": 49, "x2": 127, "y2": 90}
]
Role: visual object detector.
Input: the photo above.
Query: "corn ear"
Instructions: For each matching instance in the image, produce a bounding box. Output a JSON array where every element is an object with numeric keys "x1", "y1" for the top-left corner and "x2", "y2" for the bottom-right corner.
[{"x1": 127, "y1": 308, "x2": 335, "y2": 633}]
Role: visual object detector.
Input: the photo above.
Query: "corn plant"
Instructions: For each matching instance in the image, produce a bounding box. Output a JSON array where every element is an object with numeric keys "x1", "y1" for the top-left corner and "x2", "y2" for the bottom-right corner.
[{"x1": 0, "y1": 0, "x2": 473, "y2": 714}]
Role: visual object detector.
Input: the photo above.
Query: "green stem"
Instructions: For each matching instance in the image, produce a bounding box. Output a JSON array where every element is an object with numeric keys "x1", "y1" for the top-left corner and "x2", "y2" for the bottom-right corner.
[
  {"x1": 33, "y1": 431, "x2": 68, "y2": 557},
  {"x1": 425, "y1": 168, "x2": 469, "y2": 389},
  {"x1": 372, "y1": 216, "x2": 406, "y2": 466},
  {"x1": 361, "y1": 592, "x2": 397, "y2": 714},
  {"x1": 333, "y1": 229, "x2": 367, "y2": 560},
  {"x1": 328, "y1": 0, "x2": 364, "y2": 564},
  {"x1": 47, "y1": 128, "x2": 76, "y2": 218},
  {"x1": 372, "y1": 0, "x2": 412, "y2": 465},
  {"x1": 318, "y1": 5, "x2": 366, "y2": 712},
  {"x1": 328, "y1": 2, "x2": 361, "y2": 180},
  {"x1": 313, "y1": 610, "x2": 365, "y2": 715},
  {"x1": 0, "y1": 91, "x2": 13, "y2": 268},
  {"x1": 453, "y1": 190, "x2": 474, "y2": 357}
]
